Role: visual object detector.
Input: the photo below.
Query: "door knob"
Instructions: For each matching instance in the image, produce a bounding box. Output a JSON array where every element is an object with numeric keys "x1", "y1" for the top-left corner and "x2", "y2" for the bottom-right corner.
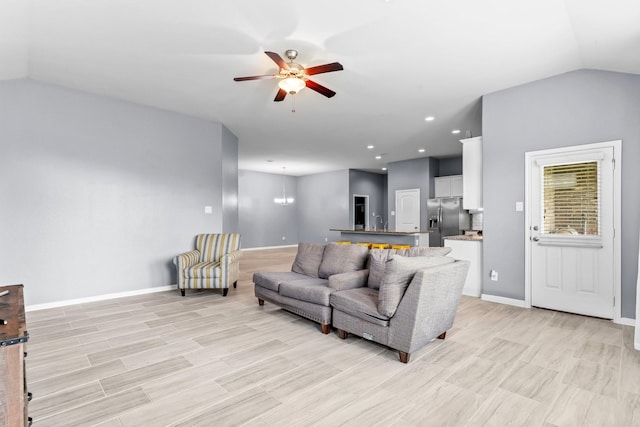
[
  {"x1": 532, "y1": 226, "x2": 539, "y2": 231},
  {"x1": 532, "y1": 237, "x2": 539, "y2": 241}
]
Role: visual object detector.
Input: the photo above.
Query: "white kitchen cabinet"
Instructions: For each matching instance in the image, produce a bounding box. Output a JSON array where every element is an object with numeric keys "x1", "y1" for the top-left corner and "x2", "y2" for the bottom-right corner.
[
  {"x1": 460, "y1": 136, "x2": 482, "y2": 210},
  {"x1": 434, "y1": 175, "x2": 463, "y2": 198},
  {"x1": 444, "y1": 237, "x2": 482, "y2": 297}
]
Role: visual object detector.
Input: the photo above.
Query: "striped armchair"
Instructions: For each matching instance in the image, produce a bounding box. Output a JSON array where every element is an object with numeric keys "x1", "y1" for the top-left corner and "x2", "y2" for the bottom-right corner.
[{"x1": 174, "y1": 234, "x2": 242, "y2": 296}]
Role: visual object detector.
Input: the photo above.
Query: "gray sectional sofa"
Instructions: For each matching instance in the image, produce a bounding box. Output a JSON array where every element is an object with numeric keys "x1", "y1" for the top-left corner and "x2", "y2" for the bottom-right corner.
[{"x1": 253, "y1": 242, "x2": 469, "y2": 362}]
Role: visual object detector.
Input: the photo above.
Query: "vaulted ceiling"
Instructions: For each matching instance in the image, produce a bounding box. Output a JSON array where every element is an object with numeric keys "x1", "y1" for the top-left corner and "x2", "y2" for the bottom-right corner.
[{"x1": 2, "y1": 0, "x2": 639, "y2": 175}]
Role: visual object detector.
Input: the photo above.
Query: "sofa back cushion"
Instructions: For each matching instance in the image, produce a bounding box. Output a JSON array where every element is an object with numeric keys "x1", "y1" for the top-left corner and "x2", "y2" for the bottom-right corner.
[
  {"x1": 394, "y1": 246, "x2": 452, "y2": 257},
  {"x1": 367, "y1": 246, "x2": 453, "y2": 290},
  {"x1": 318, "y1": 243, "x2": 369, "y2": 279},
  {"x1": 291, "y1": 242, "x2": 326, "y2": 278},
  {"x1": 378, "y1": 255, "x2": 455, "y2": 317},
  {"x1": 367, "y1": 249, "x2": 392, "y2": 290}
]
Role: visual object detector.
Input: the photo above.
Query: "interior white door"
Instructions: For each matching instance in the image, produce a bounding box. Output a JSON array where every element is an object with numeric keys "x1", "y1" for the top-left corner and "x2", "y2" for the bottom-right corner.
[
  {"x1": 395, "y1": 189, "x2": 420, "y2": 231},
  {"x1": 529, "y1": 146, "x2": 615, "y2": 318}
]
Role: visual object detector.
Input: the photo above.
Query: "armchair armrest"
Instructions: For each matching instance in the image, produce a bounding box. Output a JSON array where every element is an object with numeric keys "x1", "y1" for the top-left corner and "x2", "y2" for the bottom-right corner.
[
  {"x1": 174, "y1": 250, "x2": 201, "y2": 288},
  {"x1": 174, "y1": 250, "x2": 200, "y2": 268},
  {"x1": 328, "y1": 269, "x2": 369, "y2": 291},
  {"x1": 220, "y1": 249, "x2": 243, "y2": 266}
]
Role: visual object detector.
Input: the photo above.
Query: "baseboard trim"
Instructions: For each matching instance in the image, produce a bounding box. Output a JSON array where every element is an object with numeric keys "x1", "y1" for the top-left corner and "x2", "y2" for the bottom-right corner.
[
  {"x1": 242, "y1": 244, "x2": 298, "y2": 251},
  {"x1": 480, "y1": 294, "x2": 527, "y2": 308},
  {"x1": 26, "y1": 285, "x2": 176, "y2": 312},
  {"x1": 616, "y1": 317, "x2": 635, "y2": 327}
]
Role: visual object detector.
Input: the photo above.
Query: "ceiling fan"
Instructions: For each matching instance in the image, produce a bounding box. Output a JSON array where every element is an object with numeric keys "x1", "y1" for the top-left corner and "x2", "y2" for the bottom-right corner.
[{"x1": 233, "y1": 49, "x2": 343, "y2": 102}]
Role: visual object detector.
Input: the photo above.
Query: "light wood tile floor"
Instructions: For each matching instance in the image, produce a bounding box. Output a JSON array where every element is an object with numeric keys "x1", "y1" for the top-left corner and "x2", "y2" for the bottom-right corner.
[{"x1": 26, "y1": 247, "x2": 640, "y2": 426}]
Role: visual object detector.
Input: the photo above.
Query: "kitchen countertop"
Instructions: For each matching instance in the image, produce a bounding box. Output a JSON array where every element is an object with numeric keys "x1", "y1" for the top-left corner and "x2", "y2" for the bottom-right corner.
[
  {"x1": 444, "y1": 234, "x2": 483, "y2": 241},
  {"x1": 330, "y1": 229, "x2": 431, "y2": 235}
]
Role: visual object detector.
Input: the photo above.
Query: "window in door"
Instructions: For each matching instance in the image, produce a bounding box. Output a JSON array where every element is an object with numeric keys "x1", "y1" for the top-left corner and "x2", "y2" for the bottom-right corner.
[{"x1": 542, "y1": 161, "x2": 600, "y2": 236}]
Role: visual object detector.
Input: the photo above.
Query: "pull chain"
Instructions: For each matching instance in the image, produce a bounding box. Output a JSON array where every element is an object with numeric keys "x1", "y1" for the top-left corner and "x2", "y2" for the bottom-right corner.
[{"x1": 291, "y1": 95, "x2": 296, "y2": 113}]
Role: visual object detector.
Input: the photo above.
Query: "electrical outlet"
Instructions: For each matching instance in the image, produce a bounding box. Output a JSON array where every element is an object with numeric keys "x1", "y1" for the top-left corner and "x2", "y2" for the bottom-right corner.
[
  {"x1": 282, "y1": 236, "x2": 286, "y2": 241},
  {"x1": 324, "y1": 237, "x2": 328, "y2": 242},
  {"x1": 490, "y1": 270, "x2": 499, "y2": 281}
]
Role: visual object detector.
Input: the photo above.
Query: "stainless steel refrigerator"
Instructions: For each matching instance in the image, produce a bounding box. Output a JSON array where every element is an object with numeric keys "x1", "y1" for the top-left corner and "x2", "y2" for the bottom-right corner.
[{"x1": 427, "y1": 198, "x2": 470, "y2": 247}]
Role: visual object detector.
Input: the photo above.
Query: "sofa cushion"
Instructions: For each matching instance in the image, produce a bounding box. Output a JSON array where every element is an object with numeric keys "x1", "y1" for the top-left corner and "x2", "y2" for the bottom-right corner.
[
  {"x1": 253, "y1": 271, "x2": 308, "y2": 293},
  {"x1": 318, "y1": 243, "x2": 369, "y2": 279},
  {"x1": 185, "y1": 261, "x2": 220, "y2": 279},
  {"x1": 378, "y1": 255, "x2": 455, "y2": 317},
  {"x1": 330, "y1": 287, "x2": 389, "y2": 327},
  {"x1": 394, "y1": 246, "x2": 452, "y2": 257},
  {"x1": 367, "y1": 247, "x2": 453, "y2": 290},
  {"x1": 291, "y1": 242, "x2": 326, "y2": 278},
  {"x1": 279, "y1": 278, "x2": 333, "y2": 306},
  {"x1": 366, "y1": 249, "x2": 391, "y2": 290}
]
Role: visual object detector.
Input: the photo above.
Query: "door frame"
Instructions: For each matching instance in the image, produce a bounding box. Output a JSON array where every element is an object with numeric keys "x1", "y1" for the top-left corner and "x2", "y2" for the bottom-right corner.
[
  {"x1": 352, "y1": 194, "x2": 369, "y2": 229},
  {"x1": 524, "y1": 140, "x2": 622, "y2": 322}
]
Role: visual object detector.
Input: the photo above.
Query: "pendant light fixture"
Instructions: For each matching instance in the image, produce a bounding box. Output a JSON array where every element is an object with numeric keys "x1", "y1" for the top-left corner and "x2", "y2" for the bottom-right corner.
[{"x1": 274, "y1": 167, "x2": 294, "y2": 206}]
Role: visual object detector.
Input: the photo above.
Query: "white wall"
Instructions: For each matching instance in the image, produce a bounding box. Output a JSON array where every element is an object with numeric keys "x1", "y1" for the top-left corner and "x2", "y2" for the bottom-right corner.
[{"x1": 0, "y1": 79, "x2": 238, "y2": 305}]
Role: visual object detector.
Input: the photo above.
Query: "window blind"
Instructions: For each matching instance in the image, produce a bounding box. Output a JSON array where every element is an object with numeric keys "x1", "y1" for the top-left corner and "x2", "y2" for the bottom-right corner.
[{"x1": 541, "y1": 161, "x2": 600, "y2": 236}]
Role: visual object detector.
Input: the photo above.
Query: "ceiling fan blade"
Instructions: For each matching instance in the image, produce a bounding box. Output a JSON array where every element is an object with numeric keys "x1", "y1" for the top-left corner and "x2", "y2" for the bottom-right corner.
[
  {"x1": 305, "y1": 80, "x2": 336, "y2": 98},
  {"x1": 274, "y1": 88, "x2": 287, "y2": 102},
  {"x1": 233, "y1": 75, "x2": 276, "y2": 81},
  {"x1": 304, "y1": 62, "x2": 344, "y2": 76},
  {"x1": 265, "y1": 51, "x2": 289, "y2": 70}
]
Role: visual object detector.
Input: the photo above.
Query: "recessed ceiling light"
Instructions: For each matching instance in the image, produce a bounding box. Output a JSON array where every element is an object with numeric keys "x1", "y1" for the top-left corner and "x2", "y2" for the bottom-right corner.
[
  {"x1": 367, "y1": 145, "x2": 374, "y2": 149},
  {"x1": 452, "y1": 129, "x2": 461, "y2": 134},
  {"x1": 375, "y1": 155, "x2": 382, "y2": 159},
  {"x1": 418, "y1": 148, "x2": 425, "y2": 153},
  {"x1": 425, "y1": 116, "x2": 435, "y2": 122}
]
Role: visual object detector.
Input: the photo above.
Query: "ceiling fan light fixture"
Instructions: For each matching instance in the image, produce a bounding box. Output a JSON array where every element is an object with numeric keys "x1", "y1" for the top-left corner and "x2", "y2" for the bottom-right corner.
[{"x1": 278, "y1": 77, "x2": 306, "y2": 94}]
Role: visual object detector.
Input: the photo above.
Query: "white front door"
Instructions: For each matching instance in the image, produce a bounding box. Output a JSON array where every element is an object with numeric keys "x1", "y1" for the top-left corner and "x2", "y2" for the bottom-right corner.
[
  {"x1": 395, "y1": 189, "x2": 420, "y2": 231},
  {"x1": 528, "y1": 143, "x2": 617, "y2": 319}
]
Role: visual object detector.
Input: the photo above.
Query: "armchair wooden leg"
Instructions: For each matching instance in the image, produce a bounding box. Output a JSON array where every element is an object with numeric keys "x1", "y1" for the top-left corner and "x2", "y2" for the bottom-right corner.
[
  {"x1": 233, "y1": 281, "x2": 237, "y2": 288},
  {"x1": 320, "y1": 323, "x2": 331, "y2": 334},
  {"x1": 399, "y1": 351, "x2": 410, "y2": 364},
  {"x1": 258, "y1": 298, "x2": 265, "y2": 306},
  {"x1": 180, "y1": 289, "x2": 185, "y2": 297},
  {"x1": 337, "y1": 329, "x2": 348, "y2": 340},
  {"x1": 437, "y1": 332, "x2": 447, "y2": 340},
  {"x1": 223, "y1": 288, "x2": 229, "y2": 297}
]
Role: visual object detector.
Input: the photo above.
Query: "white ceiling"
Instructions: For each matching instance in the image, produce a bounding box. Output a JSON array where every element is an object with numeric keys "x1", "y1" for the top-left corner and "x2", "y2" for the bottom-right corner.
[{"x1": 2, "y1": 0, "x2": 640, "y2": 175}]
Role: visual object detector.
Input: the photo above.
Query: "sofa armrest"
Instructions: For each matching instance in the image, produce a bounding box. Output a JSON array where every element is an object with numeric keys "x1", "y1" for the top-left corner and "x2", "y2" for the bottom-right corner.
[
  {"x1": 328, "y1": 269, "x2": 369, "y2": 291},
  {"x1": 388, "y1": 260, "x2": 469, "y2": 353}
]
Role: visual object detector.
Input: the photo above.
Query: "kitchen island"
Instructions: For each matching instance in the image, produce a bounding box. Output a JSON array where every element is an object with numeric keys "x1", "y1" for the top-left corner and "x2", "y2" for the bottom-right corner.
[{"x1": 330, "y1": 229, "x2": 431, "y2": 247}]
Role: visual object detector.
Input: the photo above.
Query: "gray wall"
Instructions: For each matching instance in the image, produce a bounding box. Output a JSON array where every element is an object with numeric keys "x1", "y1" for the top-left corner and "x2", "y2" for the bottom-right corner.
[
  {"x1": 387, "y1": 157, "x2": 439, "y2": 230},
  {"x1": 221, "y1": 125, "x2": 239, "y2": 233},
  {"x1": 483, "y1": 69, "x2": 640, "y2": 318},
  {"x1": 298, "y1": 170, "x2": 350, "y2": 243},
  {"x1": 0, "y1": 79, "x2": 238, "y2": 305},
  {"x1": 349, "y1": 170, "x2": 387, "y2": 229},
  {"x1": 438, "y1": 157, "x2": 463, "y2": 176},
  {"x1": 238, "y1": 170, "x2": 298, "y2": 248}
]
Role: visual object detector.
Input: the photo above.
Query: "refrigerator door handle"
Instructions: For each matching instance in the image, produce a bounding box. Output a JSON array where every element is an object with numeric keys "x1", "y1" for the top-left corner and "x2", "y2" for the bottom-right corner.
[{"x1": 438, "y1": 207, "x2": 442, "y2": 229}]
